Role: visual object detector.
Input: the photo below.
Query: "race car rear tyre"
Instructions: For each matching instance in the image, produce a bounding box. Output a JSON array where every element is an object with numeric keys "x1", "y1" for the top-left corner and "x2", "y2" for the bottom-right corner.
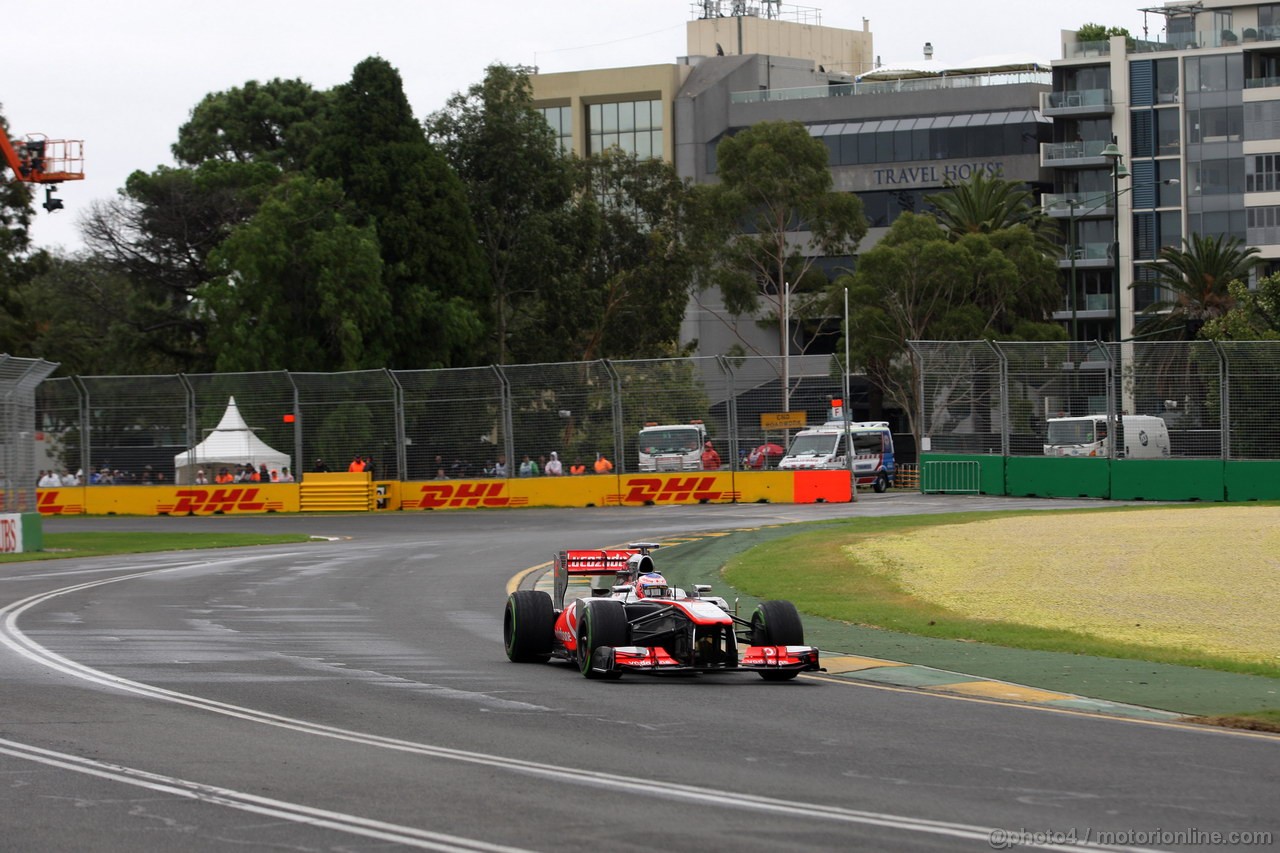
[
  {"x1": 504, "y1": 590, "x2": 555, "y2": 663},
  {"x1": 751, "y1": 600, "x2": 804, "y2": 681},
  {"x1": 577, "y1": 599, "x2": 627, "y2": 680},
  {"x1": 873, "y1": 472, "x2": 889, "y2": 493}
]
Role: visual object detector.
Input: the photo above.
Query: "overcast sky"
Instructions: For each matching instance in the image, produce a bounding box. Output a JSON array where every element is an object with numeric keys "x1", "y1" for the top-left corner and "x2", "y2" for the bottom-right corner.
[{"x1": 8, "y1": 1, "x2": 1156, "y2": 252}]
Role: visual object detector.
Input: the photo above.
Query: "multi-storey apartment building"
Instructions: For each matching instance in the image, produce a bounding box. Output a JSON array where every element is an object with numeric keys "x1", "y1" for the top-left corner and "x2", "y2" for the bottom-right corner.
[{"x1": 1047, "y1": 0, "x2": 1280, "y2": 342}]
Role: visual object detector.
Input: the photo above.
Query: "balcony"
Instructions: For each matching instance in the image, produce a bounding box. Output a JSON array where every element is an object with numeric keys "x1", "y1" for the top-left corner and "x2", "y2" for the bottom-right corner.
[
  {"x1": 1041, "y1": 140, "x2": 1118, "y2": 168},
  {"x1": 1041, "y1": 89, "x2": 1113, "y2": 116},
  {"x1": 1042, "y1": 191, "x2": 1116, "y2": 217},
  {"x1": 1056, "y1": 242, "x2": 1114, "y2": 269}
]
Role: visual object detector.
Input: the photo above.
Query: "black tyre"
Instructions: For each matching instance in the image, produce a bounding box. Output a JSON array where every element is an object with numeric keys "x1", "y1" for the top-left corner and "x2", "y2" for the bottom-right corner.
[
  {"x1": 750, "y1": 600, "x2": 805, "y2": 646},
  {"x1": 504, "y1": 590, "x2": 554, "y2": 663},
  {"x1": 873, "y1": 472, "x2": 889, "y2": 493},
  {"x1": 577, "y1": 599, "x2": 628, "y2": 679},
  {"x1": 751, "y1": 600, "x2": 805, "y2": 681}
]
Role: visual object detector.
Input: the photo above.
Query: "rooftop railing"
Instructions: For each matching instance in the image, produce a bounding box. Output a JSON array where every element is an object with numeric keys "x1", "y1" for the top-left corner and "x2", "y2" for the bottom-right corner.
[{"x1": 731, "y1": 70, "x2": 1050, "y2": 104}]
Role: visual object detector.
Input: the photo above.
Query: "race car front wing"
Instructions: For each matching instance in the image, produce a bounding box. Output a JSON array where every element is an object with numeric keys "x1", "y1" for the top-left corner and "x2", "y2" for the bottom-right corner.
[{"x1": 588, "y1": 644, "x2": 822, "y2": 676}]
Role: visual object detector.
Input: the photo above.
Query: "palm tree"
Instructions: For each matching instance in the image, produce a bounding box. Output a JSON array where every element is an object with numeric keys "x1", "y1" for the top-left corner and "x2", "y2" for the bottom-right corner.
[
  {"x1": 925, "y1": 170, "x2": 1052, "y2": 240},
  {"x1": 1135, "y1": 233, "x2": 1262, "y2": 339}
]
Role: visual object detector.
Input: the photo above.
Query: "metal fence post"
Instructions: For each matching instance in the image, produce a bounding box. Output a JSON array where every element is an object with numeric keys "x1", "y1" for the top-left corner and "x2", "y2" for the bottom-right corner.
[
  {"x1": 494, "y1": 365, "x2": 514, "y2": 479},
  {"x1": 602, "y1": 360, "x2": 624, "y2": 474}
]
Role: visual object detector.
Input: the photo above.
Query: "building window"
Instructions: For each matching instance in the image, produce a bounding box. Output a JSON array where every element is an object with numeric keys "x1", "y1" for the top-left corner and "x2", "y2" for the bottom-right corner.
[
  {"x1": 1245, "y1": 100, "x2": 1280, "y2": 139},
  {"x1": 1190, "y1": 159, "x2": 1244, "y2": 196},
  {"x1": 538, "y1": 105, "x2": 573, "y2": 155},
  {"x1": 1247, "y1": 205, "x2": 1280, "y2": 245},
  {"x1": 587, "y1": 98, "x2": 663, "y2": 159},
  {"x1": 1261, "y1": 4, "x2": 1280, "y2": 36},
  {"x1": 1246, "y1": 154, "x2": 1280, "y2": 192},
  {"x1": 1157, "y1": 108, "x2": 1180, "y2": 155},
  {"x1": 1187, "y1": 106, "x2": 1243, "y2": 143},
  {"x1": 1186, "y1": 55, "x2": 1243, "y2": 93}
]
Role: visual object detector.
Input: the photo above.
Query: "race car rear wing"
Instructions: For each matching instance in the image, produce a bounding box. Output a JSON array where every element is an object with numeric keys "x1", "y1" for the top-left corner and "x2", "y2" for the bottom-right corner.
[{"x1": 553, "y1": 549, "x2": 639, "y2": 608}]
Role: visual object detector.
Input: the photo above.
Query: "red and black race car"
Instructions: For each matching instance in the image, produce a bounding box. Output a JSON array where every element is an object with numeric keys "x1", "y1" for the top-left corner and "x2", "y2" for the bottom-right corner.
[{"x1": 503, "y1": 543, "x2": 822, "y2": 680}]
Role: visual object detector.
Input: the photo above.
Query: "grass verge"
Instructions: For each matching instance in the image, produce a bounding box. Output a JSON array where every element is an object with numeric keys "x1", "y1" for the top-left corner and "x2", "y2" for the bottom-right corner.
[
  {"x1": 722, "y1": 509, "x2": 1280, "y2": 680},
  {"x1": 0, "y1": 531, "x2": 315, "y2": 562},
  {"x1": 1186, "y1": 710, "x2": 1280, "y2": 733}
]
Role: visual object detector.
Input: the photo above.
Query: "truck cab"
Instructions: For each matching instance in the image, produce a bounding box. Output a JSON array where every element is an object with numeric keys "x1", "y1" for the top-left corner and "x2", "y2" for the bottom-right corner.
[
  {"x1": 1044, "y1": 415, "x2": 1170, "y2": 459},
  {"x1": 637, "y1": 422, "x2": 708, "y2": 472},
  {"x1": 777, "y1": 420, "x2": 895, "y2": 492}
]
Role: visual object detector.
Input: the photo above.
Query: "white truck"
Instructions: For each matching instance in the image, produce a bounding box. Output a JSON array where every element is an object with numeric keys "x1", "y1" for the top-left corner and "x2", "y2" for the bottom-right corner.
[
  {"x1": 637, "y1": 421, "x2": 708, "y2": 472},
  {"x1": 1043, "y1": 414, "x2": 1170, "y2": 459},
  {"x1": 776, "y1": 420, "x2": 896, "y2": 492}
]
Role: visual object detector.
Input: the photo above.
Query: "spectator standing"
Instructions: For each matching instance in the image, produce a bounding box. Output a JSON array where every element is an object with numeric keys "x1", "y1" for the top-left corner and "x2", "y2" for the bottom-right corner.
[
  {"x1": 314, "y1": 458, "x2": 330, "y2": 473},
  {"x1": 348, "y1": 454, "x2": 365, "y2": 472},
  {"x1": 280, "y1": 467, "x2": 294, "y2": 482},
  {"x1": 363, "y1": 456, "x2": 376, "y2": 479},
  {"x1": 258, "y1": 463, "x2": 271, "y2": 482},
  {"x1": 545, "y1": 451, "x2": 563, "y2": 476},
  {"x1": 701, "y1": 441, "x2": 722, "y2": 470},
  {"x1": 593, "y1": 452, "x2": 613, "y2": 474},
  {"x1": 493, "y1": 454, "x2": 508, "y2": 478},
  {"x1": 569, "y1": 459, "x2": 587, "y2": 475},
  {"x1": 38, "y1": 470, "x2": 60, "y2": 487},
  {"x1": 195, "y1": 469, "x2": 209, "y2": 485},
  {"x1": 518, "y1": 455, "x2": 539, "y2": 477}
]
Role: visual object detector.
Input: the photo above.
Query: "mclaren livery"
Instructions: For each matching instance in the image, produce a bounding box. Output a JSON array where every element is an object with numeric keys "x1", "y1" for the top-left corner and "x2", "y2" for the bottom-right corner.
[{"x1": 503, "y1": 543, "x2": 822, "y2": 680}]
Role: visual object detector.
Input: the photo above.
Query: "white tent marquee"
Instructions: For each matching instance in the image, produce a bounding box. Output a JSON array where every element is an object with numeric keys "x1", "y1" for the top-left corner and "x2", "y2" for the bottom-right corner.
[{"x1": 173, "y1": 396, "x2": 291, "y2": 484}]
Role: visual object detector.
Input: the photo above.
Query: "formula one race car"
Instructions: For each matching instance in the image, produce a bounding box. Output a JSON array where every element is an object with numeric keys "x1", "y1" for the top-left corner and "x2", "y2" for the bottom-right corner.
[{"x1": 503, "y1": 543, "x2": 822, "y2": 680}]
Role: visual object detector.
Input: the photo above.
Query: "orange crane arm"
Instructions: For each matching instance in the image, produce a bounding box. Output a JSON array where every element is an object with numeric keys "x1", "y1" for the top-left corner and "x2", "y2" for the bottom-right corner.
[{"x1": 1, "y1": 130, "x2": 84, "y2": 183}]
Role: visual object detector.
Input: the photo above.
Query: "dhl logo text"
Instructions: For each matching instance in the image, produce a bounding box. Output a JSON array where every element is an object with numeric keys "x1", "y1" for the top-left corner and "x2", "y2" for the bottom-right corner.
[
  {"x1": 38, "y1": 491, "x2": 83, "y2": 515},
  {"x1": 161, "y1": 488, "x2": 268, "y2": 514},
  {"x1": 413, "y1": 482, "x2": 527, "y2": 509},
  {"x1": 616, "y1": 476, "x2": 730, "y2": 504}
]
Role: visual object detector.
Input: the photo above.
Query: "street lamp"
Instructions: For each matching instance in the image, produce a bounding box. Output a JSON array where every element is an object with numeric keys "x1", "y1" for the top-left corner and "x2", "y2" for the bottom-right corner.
[{"x1": 1101, "y1": 138, "x2": 1129, "y2": 342}]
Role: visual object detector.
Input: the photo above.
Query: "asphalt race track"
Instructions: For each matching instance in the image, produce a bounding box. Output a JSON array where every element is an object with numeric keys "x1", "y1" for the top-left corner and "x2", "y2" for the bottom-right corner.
[{"x1": 3, "y1": 497, "x2": 1277, "y2": 852}]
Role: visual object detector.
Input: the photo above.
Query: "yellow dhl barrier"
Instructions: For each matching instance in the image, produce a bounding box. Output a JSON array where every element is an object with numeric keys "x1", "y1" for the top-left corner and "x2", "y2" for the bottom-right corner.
[{"x1": 36, "y1": 471, "x2": 852, "y2": 516}]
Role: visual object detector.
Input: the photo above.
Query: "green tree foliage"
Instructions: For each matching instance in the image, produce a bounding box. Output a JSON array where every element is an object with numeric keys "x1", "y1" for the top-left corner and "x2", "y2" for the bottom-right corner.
[
  {"x1": 5, "y1": 255, "x2": 182, "y2": 374},
  {"x1": 1076, "y1": 23, "x2": 1133, "y2": 42},
  {"x1": 0, "y1": 103, "x2": 49, "y2": 358},
  {"x1": 1135, "y1": 233, "x2": 1262, "y2": 339},
  {"x1": 79, "y1": 160, "x2": 280, "y2": 371},
  {"x1": 202, "y1": 176, "x2": 388, "y2": 372},
  {"x1": 1203, "y1": 275, "x2": 1280, "y2": 340},
  {"x1": 172, "y1": 78, "x2": 331, "y2": 170},
  {"x1": 429, "y1": 64, "x2": 573, "y2": 364},
  {"x1": 535, "y1": 151, "x2": 701, "y2": 363},
  {"x1": 310, "y1": 57, "x2": 485, "y2": 369},
  {"x1": 699, "y1": 122, "x2": 865, "y2": 367},
  {"x1": 843, "y1": 212, "x2": 1062, "y2": 442},
  {"x1": 926, "y1": 170, "x2": 1055, "y2": 249}
]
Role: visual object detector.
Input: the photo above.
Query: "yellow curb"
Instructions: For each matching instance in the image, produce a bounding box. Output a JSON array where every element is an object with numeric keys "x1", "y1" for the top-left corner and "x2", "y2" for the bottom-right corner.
[
  {"x1": 505, "y1": 562, "x2": 550, "y2": 596},
  {"x1": 941, "y1": 681, "x2": 1077, "y2": 703},
  {"x1": 822, "y1": 655, "x2": 909, "y2": 673}
]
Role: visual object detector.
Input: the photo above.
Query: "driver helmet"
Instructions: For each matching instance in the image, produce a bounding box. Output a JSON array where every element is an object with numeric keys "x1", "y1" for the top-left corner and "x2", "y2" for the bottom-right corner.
[{"x1": 636, "y1": 572, "x2": 670, "y2": 599}]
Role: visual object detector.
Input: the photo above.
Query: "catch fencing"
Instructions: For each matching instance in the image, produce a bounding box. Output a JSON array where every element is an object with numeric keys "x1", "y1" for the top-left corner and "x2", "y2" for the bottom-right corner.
[
  {"x1": 1, "y1": 354, "x2": 60, "y2": 511},
  {"x1": 34, "y1": 355, "x2": 886, "y2": 484},
  {"x1": 910, "y1": 340, "x2": 1280, "y2": 460}
]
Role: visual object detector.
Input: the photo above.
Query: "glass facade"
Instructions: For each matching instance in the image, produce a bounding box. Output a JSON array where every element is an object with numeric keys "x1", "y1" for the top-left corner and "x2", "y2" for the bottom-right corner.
[
  {"x1": 806, "y1": 110, "x2": 1045, "y2": 167},
  {"x1": 587, "y1": 99, "x2": 664, "y2": 158},
  {"x1": 538, "y1": 105, "x2": 573, "y2": 155}
]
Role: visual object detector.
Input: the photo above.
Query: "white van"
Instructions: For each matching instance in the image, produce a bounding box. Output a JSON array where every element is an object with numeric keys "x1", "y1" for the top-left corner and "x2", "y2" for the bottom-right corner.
[
  {"x1": 1043, "y1": 415, "x2": 1170, "y2": 459},
  {"x1": 777, "y1": 420, "x2": 896, "y2": 492}
]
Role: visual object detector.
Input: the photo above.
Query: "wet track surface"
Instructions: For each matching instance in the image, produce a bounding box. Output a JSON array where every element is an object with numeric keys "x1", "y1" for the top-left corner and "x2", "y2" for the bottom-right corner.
[{"x1": 3, "y1": 496, "x2": 1277, "y2": 851}]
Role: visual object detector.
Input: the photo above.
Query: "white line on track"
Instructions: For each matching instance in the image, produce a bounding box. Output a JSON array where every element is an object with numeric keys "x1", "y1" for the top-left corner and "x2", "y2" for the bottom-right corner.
[
  {"x1": 0, "y1": 558, "x2": 1166, "y2": 853},
  {"x1": 0, "y1": 737, "x2": 531, "y2": 852}
]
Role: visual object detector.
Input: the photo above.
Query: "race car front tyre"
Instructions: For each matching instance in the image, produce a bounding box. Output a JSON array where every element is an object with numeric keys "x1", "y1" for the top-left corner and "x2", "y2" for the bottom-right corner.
[
  {"x1": 504, "y1": 590, "x2": 555, "y2": 663},
  {"x1": 751, "y1": 600, "x2": 805, "y2": 681},
  {"x1": 577, "y1": 599, "x2": 627, "y2": 679}
]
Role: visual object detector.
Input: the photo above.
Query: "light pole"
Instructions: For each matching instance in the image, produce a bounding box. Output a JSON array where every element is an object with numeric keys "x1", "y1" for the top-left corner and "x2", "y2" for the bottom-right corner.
[{"x1": 1100, "y1": 137, "x2": 1129, "y2": 342}]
